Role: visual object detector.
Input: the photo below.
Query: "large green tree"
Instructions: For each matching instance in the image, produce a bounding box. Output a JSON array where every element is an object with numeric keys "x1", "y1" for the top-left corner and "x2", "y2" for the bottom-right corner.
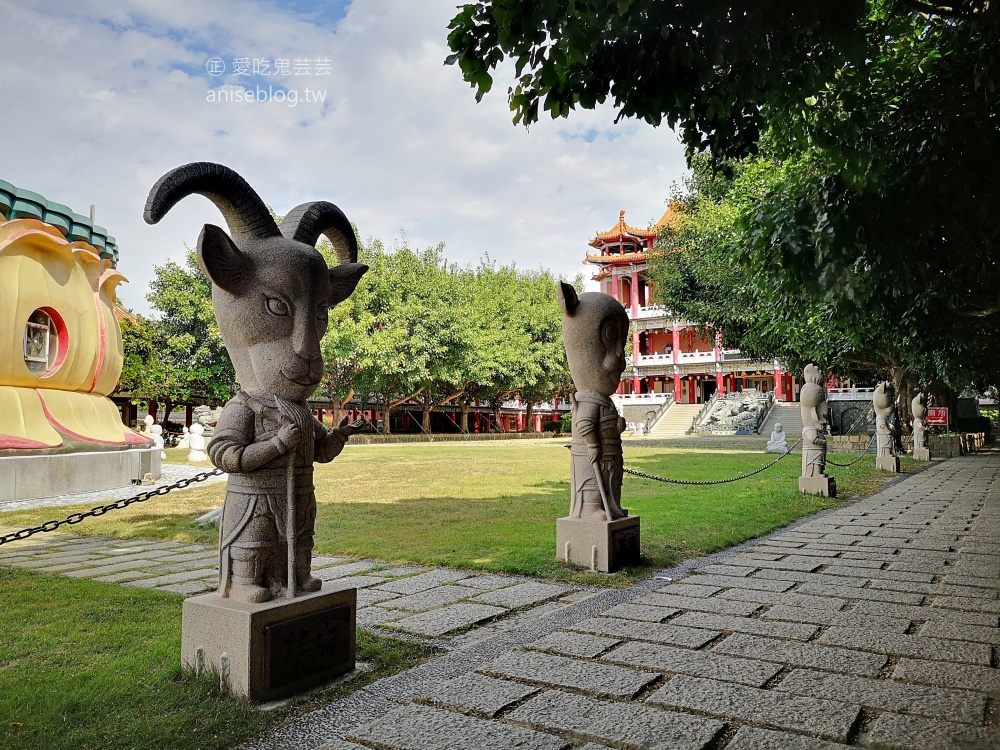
[{"x1": 448, "y1": 0, "x2": 1000, "y2": 367}]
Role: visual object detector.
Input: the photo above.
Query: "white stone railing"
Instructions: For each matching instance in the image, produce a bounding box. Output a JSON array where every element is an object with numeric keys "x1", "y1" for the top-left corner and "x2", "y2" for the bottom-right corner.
[
  {"x1": 630, "y1": 304, "x2": 669, "y2": 320},
  {"x1": 676, "y1": 351, "x2": 716, "y2": 364},
  {"x1": 827, "y1": 387, "x2": 875, "y2": 401},
  {"x1": 612, "y1": 393, "x2": 671, "y2": 407}
]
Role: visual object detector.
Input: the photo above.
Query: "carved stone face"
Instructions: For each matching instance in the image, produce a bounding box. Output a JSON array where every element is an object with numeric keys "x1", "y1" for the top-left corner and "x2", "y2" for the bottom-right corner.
[
  {"x1": 873, "y1": 382, "x2": 896, "y2": 418},
  {"x1": 199, "y1": 228, "x2": 365, "y2": 402},
  {"x1": 557, "y1": 283, "x2": 630, "y2": 396}
]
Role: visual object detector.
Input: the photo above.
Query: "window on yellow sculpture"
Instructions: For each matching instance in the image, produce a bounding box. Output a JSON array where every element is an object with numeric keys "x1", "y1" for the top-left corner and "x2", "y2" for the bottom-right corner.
[{"x1": 23, "y1": 308, "x2": 62, "y2": 375}]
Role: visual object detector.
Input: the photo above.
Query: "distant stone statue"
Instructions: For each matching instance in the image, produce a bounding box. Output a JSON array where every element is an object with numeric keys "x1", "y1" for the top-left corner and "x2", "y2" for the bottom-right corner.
[
  {"x1": 187, "y1": 423, "x2": 207, "y2": 462},
  {"x1": 766, "y1": 422, "x2": 788, "y2": 453},
  {"x1": 177, "y1": 425, "x2": 190, "y2": 450},
  {"x1": 146, "y1": 162, "x2": 367, "y2": 604},
  {"x1": 149, "y1": 423, "x2": 166, "y2": 459},
  {"x1": 554, "y1": 282, "x2": 640, "y2": 573},
  {"x1": 798, "y1": 364, "x2": 836, "y2": 497},
  {"x1": 911, "y1": 392, "x2": 931, "y2": 461},
  {"x1": 142, "y1": 414, "x2": 154, "y2": 434},
  {"x1": 874, "y1": 382, "x2": 900, "y2": 472}
]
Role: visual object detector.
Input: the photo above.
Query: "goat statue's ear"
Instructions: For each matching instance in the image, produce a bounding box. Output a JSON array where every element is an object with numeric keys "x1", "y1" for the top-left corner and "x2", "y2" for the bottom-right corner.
[
  {"x1": 329, "y1": 262, "x2": 368, "y2": 305},
  {"x1": 197, "y1": 224, "x2": 253, "y2": 294},
  {"x1": 557, "y1": 280, "x2": 579, "y2": 316}
]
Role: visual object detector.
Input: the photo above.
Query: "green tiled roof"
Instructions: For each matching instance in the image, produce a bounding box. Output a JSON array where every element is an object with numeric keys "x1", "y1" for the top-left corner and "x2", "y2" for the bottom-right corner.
[{"x1": 0, "y1": 179, "x2": 119, "y2": 267}]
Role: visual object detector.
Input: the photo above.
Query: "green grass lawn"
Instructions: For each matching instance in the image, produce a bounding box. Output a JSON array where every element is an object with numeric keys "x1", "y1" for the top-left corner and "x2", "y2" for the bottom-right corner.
[
  {"x1": 0, "y1": 440, "x2": 921, "y2": 585},
  {"x1": 0, "y1": 566, "x2": 434, "y2": 750}
]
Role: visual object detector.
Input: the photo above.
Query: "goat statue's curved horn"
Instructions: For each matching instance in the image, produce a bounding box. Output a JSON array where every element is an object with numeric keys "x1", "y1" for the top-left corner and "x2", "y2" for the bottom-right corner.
[
  {"x1": 279, "y1": 201, "x2": 358, "y2": 264},
  {"x1": 143, "y1": 162, "x2": 280, "y2": 239}
]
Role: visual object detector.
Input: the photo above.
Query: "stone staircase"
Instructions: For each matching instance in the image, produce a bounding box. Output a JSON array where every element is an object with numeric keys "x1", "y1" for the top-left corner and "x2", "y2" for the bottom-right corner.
[
  {"x1": 648, "y1": 403, "x2": 704, "y2": 436},
  {"x1": 758, "y1": 402, "x2": 804, "y2": 437}
]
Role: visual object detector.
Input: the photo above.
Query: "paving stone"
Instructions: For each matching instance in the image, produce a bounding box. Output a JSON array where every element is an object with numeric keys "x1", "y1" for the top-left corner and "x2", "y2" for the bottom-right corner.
[
  {"x1": 375, "y1": 569, "x2": 472, "y2": 594},
  {"x1": 12, "y1": 552, "x2": 105, "y2": 568},
  {"x1": 725, "y1": 726, "x2": 848, "y2": 750},
  {"x1": 602, "y1": 640, "x2": 781, "y2": 687},
  {"x1": 381, "y1": 585, "x2": 480, "y2": 612},
  {"x1": 357, "y1": 606, "x2": 405, "y2": 627},
  {"x1": 481, "y1": 649, "x2": 657, "y2": 699},
  {"x1": 761, "y1": 604, "x2": 911, "y2": 633},
  {"x1": 866, "y1": 713, "x2": 999, "y2": 750},
  {"x1": 717, "y1": 588, "x2": 849, "y2": 610},
  {"x1": 942, "y1": 573, "x2": 1000, "y2": 591},
  {"x1": 893, "y1": 657, "x2": 1000, "y2": 694},
  {"x1": 866, "y1": 579, "x2": 981, "y2": 597},
  {"x1": 315, "y1": 740, "x2": 367, "y2": 750},
  {"x1": 378, "y1": 565, "x2": 429, "y2": 577},
  {"x1": 646, "y1": 674, "x2": 860, "y2": 742},
  {"x1": 776, "y1": 668, "x2": 986, "y2": 725},
  {"x1": 656, "y1": 582, "x2": 723, "y2": 598},
  {"x1": 356, "y1": 588, "x2": 399, "y2": 607},
  {"x1": 349, "y1": 703, "x2": 568, "y2": 750},
  {"x1": 332, "y1": 574, "x2": 389, "y2": 589},
  {"x1": 854, "y1": 600, "x2": 998, "y2": 627},
  {"x1": 817, "y1": 626, "x2": 991, "y2": 665},
  {"x1": 601, "y1": 603, "x2": 680, "y2": 622},
  {"x1": 686, "y1": 574, "x2": 795, "y2": 592},
  {"x1": 697, "y1": 564, "x2": 758, "y2": 577},
  {"x1": 505, "y1": 689, "x2": 724, "y2": 750},
  {"x1": 528, "y1": 631, "x2": 621, "y2": 658},
  {"x1": 91, "y1": 569, "x2": 160, "y2": 583},
  {"x1": 752, "y1": 569, "x2": 870, "y2": 587},
  {"x1": 633, "y1": 592, "x2": 763, "y2": 616},
  {"x1": 669, "y1": 611, "x2": 818, "y2": 640},
  {"x1": 918, "y1": 620, "x2": 1000, "y2": 645},
  {"x1": 390, "y1": 603, "x2": 504, "y2": 636},
  {"x1": 712, "y1": 633, "x2": 887, "y2": 677},
  {"x1": 157, "y1": 579, "x2": 216, "y2": 595},
  {"x1": 729, "y1": 556, "x2": 824, "y2": 572},
  {"x1": 933, "y1": 595, "x2": 1000, "y2": 614},
  {"x1": 59, "y1": 558, "x2": 166, "y2": 577},
  {"x1": 415, "y1": 672, "x2": 539, "y2": 717},
  {"x1": 457, "y1": 573, "x2": 522, "y2": 589},
  {"x1": 123, "y1": 568, "x2": 217, "y2": 588},
  {"x1": 472, "y1": 582, "x2": 570, "y2": 609},
  {"x1": 316, "y1": 560, "x2": 382, "y2": 579},
  {"x1": 737, "y1": 551, "x2": 785, "y2": 561},
  {"x1": 796, "y1": 582, "x2": 925, "y2": 605},
  {"x1": 824, "y1": 565, "x2": 934, "y2": 583},
  {"x1": 568, "y1": 617, "x2": 720, "y2": 648}
]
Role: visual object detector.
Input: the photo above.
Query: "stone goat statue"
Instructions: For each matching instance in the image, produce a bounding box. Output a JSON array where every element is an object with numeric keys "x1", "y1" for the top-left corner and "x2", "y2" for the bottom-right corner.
[{"x1": 145, "y1": 163, "x2": 367, "y2": 603}]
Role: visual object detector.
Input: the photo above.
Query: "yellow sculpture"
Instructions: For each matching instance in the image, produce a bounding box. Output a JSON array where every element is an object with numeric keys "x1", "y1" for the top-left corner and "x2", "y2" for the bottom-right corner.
[{"x1": 0, "y1": 212, "x2": 149, "y2": 449}]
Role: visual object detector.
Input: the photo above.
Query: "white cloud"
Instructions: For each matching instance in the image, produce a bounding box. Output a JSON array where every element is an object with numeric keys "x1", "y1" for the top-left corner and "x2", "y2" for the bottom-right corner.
[{"x1": 0, "y1": 0, "x2": 687, "y2": 313}]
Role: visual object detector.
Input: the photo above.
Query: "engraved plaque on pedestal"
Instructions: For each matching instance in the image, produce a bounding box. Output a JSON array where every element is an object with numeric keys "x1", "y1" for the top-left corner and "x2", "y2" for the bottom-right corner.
[
  {"x1": 611, "y1": 524, "x2": 641, "y2": 567},
  {"x1": 264, "y1": 605, "x2": 352, "y2": 691}
]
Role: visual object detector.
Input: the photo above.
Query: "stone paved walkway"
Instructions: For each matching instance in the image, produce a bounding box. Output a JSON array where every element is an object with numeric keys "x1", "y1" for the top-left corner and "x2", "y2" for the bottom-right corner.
[
  {"x1": 248, "y1": 455, "x2": 998, "y2": 750},
  {"x1": 1, "y1": 456, "x2": 998, "y2": 749}
]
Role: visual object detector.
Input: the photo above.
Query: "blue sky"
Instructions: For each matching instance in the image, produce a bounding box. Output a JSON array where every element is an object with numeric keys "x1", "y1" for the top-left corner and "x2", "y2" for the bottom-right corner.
[{"x1": 0, "y1": 0, "x2": 686, "y2": 314}]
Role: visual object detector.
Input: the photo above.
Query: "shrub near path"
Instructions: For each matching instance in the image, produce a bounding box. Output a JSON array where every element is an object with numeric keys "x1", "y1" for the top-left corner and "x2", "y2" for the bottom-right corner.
[{"x1": 0, "y1": 440, "x2": 919, "y2": 584}]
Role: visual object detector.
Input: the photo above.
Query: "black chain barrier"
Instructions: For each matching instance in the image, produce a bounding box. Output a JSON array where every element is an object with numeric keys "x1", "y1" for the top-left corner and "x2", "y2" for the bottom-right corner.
[
  {"x1": 0, "y1": 468, "x2": 224, "y2": 547},
  {"x1": 825, "y1": 434, "x2": 877, "y2": 467},
  {"x1": 623, "y1": 438, "x2": 803, "y2": 486}
]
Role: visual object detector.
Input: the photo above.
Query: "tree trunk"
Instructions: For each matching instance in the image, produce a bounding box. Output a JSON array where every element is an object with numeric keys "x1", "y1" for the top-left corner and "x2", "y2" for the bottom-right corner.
[
  {"x1": 494, "y1": 404, "x2": 504, "y2": 433},
  {"x1": 459, "y1": 401, "x2": 470, "y2": 433},
  {"x1": 332, "y1": 387, "x2": 354, "y2": 427},
  {"x1": 524, "y1": 401, "x2": 534, "y2": 432},
  {"x1": 422, "y1": 392, "x2": 433, "y2": 434},
  {"x1": 382, "y1": 391, "x2": 392, "y2": 435}
]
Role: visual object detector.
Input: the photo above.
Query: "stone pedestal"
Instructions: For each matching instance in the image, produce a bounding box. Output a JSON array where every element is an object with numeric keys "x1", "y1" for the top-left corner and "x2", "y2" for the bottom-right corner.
[
  {"x1": 181, "y1": 584, "x2": 356, "y2": 702},
  {"x1": 798, "y1": 475, "x2": 836, "y2": 498},
  {"x1": 556, "y1": 515, "x2": 640, "y2": 573},
  {"x1": 912, "y1": 447, "x2": 931, "y2": 462},
  {"x1": 877, "y1": 455, "x2": 901, "y2": 472}
]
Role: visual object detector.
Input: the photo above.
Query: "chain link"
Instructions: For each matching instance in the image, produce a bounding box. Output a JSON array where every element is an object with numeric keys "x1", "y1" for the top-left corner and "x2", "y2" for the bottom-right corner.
[
  {"x1": 825, "y1": 434, "x2": 878, "y2": 467},
  {"x1": 623, "y1": 439, "x2": 803, "y2": 486},
  {"x1": 0, "y1": 469, "x2": 224, "y2": 547}
]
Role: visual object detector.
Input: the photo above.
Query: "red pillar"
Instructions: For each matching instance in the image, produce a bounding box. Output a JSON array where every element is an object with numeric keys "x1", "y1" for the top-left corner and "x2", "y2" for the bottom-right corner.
[
  {"x1": 716, "y1": 368, "x2": 725, "y2": 395},
  {"x1": 611, "y1": 272, "x2": 620, "y2": 304},
  {"x1": 647, "y1": 377, "x2": 655, "y2": 393},
  {"x1": 630, "y1": 271, "x2": 640, "y2": 315},
  {"x1": 185, "y1": 404, "x2": 193, "y2": 427},
  {"x1": 616, "y1": 380, "x2": 624, "y2": 395},
  {"x1": 533, "y1": 412, "x2": 542, "y2": 432},
  {"x1": 673, "y1": 372, "x2": 681, "y2": 402},
  {"x1": 775, "y1": 366, "x2": 784, "y2": 400},
  {"x1": 631, "y1": 326, "x2": 641, "y2": 394},
  {"x1": 149, "y1": 400, "x2": 157, "y2": 421},
  {"x1": 728, "y1": 373, "x2": 736, "y2": 392}
]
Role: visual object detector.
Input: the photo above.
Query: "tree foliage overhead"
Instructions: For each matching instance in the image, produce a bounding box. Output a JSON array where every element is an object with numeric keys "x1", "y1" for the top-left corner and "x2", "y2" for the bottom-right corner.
[{"x1": 447, "y1": 1, "x2": 1000, "y2": 335}]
